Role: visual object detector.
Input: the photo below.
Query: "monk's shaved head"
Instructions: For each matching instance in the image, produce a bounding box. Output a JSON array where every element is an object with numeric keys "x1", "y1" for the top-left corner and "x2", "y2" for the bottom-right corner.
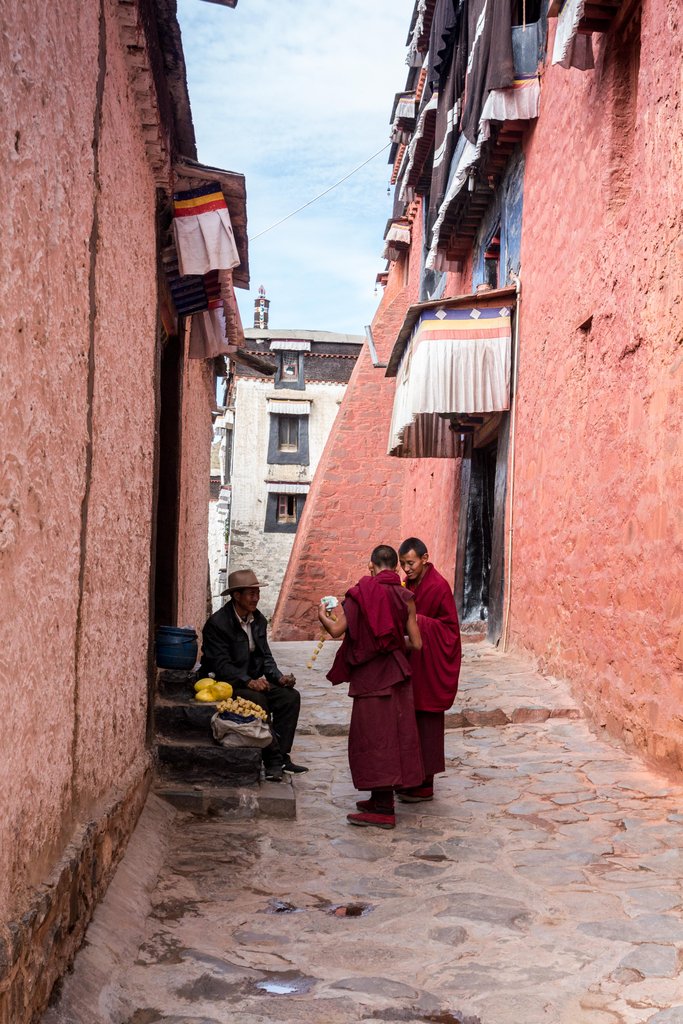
[
  {"x1": 370, "y1": 544, "x2": 398, "y2": 569},
  {"x1": 399, "y1": 537, "x2": 428, "y2": 558}
]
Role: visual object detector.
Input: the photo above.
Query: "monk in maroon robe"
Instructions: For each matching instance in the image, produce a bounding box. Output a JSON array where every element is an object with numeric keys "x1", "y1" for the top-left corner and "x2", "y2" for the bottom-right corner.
[
  {"x1": 398, "y1": 537, "x2": 462, "y2": 801},
  {"x1": 319, "y1": 544, "x2": 423, "y2": 830}
]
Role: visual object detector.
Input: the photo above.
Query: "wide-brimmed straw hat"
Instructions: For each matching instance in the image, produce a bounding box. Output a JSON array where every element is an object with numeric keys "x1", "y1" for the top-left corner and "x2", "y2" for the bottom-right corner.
[{"x1": 221, "y1": 568, "x2": 268, "y2": 596}]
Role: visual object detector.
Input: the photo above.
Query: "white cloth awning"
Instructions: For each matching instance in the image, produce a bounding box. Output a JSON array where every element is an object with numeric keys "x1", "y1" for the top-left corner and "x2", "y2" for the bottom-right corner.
[
  {"x1": 172, "y1": 183, "x2": 240, "y2": 277},
  {"x1": 400, "y1": 90, "x2": 439, "y2": 203},
  {"x1": 406, "y1": 0, "x2": 429, "y2": 66},
  {"x1": 552, "y1": 0, "x2": 594, "y2": 70},
  {"x1": 189, "y1": 306, "x2": 229, "y2": 360},
  {"x1": 269, "y1": 340, "x2": 311, "y2": 352},
  {"x1": 388, "y1": 303, "x2": 512, "y2": 457},
  {"x1": 265, "y1": 482, "x2": 310, "y2": 495},
  {"x1": 382, "y1": 221, "x2": 412, "y2": 262},
  {"x1": 390, "y1": 92, "x2": 417, "y2": 144},
  {"x1": 267, "y1": 400, "x2": 311, "y2": 416},
  {"x1": 479, "y1": 76, "x2": 541, "y2": 142}
]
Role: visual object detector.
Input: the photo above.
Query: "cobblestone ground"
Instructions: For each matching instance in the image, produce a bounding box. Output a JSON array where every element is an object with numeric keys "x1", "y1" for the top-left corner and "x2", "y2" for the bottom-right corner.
[{"x1": 44, "y1": 643, "x2": 683, "y2": 1024}]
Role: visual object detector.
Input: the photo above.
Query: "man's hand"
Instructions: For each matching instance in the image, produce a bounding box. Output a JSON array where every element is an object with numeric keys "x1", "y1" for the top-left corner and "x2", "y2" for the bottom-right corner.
[
  {"x1": 279, "y1": 673, "x2": 296, "y2": 688},
  {"x1": 247, "y1": 677, "x2": 269, "y2": 692}
]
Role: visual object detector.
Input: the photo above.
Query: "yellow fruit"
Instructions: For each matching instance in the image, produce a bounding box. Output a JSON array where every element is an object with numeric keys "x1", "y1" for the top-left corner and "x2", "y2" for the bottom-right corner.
[
  {"x1": 211, "y1": 682, "x2": 233, "y2": 700},
  {"x1": 194, "y1": 678, "x2": 215, "y2": 692},
  {"x1": 195, "y1": 687, "x2": 218, "y2": 702}
]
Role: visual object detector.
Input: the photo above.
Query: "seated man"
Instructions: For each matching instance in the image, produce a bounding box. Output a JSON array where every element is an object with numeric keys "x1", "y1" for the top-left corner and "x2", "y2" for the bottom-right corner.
[{"x1": 198, "y1": 568, "x2": 307, "y2": 781}]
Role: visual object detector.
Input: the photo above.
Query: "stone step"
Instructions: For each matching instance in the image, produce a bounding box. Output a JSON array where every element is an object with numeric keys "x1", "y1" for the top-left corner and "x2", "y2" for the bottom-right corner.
[
  {"x1": 445, "y1": 704, "x2": 582, "y2": 729},
  {"x1": 154, "y1": 697, "x2": 220, "y2": 741},
  {"x1": 153, "y1": 777, "x2": 296, "y2": 820},
  {"x1": 156, "y1": 668, "x2": 196, "y2": 700},
  {"x1": 156, "y1": 735, "x2": 262, "y2": 786}
]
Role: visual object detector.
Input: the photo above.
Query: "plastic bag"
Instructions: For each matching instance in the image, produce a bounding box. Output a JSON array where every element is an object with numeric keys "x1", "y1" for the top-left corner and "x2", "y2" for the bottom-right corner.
[{"x1": 211, "y1": 711, "x2": 272, "y2": 749}]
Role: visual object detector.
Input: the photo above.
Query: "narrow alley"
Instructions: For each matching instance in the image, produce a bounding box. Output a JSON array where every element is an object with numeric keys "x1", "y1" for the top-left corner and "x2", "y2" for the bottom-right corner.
[{"x1": 44, "y1": 643, "x2": 683, "y2": 1024}]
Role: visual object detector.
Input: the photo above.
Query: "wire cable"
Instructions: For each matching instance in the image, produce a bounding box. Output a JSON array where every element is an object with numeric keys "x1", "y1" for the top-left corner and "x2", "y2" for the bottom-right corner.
[{"x1": 248, "y1": 142, "x2": 391, "y2": 242}]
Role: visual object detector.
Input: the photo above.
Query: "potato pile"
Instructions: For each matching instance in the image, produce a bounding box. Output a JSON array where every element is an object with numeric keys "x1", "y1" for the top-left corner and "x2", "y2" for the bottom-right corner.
[{"x1": 216, "y1": 697, "x2": 268, "y2": 721}]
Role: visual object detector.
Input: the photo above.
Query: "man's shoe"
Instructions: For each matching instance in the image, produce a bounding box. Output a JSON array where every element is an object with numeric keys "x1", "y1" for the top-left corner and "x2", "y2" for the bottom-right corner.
[
  {"x1": 396, "y1": 786, "x2": 433, "y2": 803},
  {"x1": 282, "y1": 758, "x2": 309, "y2": 775},
  {"x1": 264, "y1": 764, "x2": 284, "y2": 782},
  {"x1": 356, "y1": 798, "x2": 376, "y2": 812},
  {"x1": 347, "y1": 811, "x2": 395, "y2": 830}
]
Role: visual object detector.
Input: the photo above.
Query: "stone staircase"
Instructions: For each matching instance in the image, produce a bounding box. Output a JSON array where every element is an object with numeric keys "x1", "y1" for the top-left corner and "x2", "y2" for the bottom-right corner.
[{"x1": 153, "y1": 669, "x2": 295, "y2": 819}]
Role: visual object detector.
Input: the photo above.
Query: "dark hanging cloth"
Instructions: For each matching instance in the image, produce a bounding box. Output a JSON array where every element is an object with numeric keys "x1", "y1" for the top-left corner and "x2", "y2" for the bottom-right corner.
[
  {"x1": 428, "y1": 0, "x2": 459, "y2": 91},
  {"x1": 428, "y1": 1, "x2": 468, "y2": 224},
  {"x1": 460, "y1": 0, "x2": 514, "y2": 144}
]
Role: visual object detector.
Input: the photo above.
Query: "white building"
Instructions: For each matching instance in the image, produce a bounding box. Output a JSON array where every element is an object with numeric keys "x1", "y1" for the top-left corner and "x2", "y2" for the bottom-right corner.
[{"x1": 210, "y1": 291, "x2": 363, "y2": 618}]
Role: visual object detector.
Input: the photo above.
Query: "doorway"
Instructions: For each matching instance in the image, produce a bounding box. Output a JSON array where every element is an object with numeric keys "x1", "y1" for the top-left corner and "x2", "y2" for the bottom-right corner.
[
  {"x1": 153, "y1": 331, "x2": 182, "y2": 627},
  {"x1": 455, "y1": 414, "x2": 510, "y2": 642}
]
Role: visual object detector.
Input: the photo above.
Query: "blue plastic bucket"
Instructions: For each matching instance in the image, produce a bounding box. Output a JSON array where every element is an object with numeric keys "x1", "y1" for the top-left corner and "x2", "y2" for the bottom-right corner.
[{"x1": 156, "y1": 626, "x2": 198, "y2": 670}]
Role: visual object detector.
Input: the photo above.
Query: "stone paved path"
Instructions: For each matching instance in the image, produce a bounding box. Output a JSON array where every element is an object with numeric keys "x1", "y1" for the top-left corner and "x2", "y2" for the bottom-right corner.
[{"x1": 44, "y1": 642, "x2": 683, "y2": 1024}]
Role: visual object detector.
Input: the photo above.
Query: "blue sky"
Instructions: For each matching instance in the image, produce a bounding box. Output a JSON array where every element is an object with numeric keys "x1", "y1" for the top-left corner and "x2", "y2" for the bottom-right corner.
[{"x1": 177, "y1": 0, "x2": 414, "y2": 336}]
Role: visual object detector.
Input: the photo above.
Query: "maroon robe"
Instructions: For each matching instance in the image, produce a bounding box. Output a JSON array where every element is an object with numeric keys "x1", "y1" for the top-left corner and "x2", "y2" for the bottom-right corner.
[
  {"x1": 327, "y1": 571, "x2": 424, "y2": 791},
  {"x1": 405, "y1": 563, "x2": 462, "y2": 778},
  {"x1": 405, "y1": 563, "x2": 461, "y2": 711}
]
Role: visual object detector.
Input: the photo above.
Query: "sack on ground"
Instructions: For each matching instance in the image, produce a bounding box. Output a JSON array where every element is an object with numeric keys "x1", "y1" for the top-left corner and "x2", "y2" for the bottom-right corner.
[{"x1": 211, "y1": 711, "x2": 272, "y2": 748}]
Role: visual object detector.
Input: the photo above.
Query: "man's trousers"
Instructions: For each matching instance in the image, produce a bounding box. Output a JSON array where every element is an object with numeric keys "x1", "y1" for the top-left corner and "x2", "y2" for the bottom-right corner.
[{"x1": 231, "y1": 683, "x2": 301, "y2": 767}]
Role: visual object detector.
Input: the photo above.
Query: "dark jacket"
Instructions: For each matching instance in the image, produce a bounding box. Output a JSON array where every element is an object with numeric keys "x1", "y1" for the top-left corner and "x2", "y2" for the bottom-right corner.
[{"x1": 199, "y1": 602, "x2": 283, "y2": 686}]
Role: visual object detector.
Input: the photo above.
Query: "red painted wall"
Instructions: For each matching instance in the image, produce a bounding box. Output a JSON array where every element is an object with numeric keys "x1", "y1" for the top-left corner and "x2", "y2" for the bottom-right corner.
[
  {"x1": 508, "y1": 4, "x2": 683, "y2": 764},
  {"x1": 271, "y1": 205, "x2": 460, "y2": 640}
]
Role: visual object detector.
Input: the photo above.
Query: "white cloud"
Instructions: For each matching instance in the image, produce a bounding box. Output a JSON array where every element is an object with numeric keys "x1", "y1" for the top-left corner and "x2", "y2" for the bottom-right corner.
[{"x1": 177, "y1": 0, "x2": 414, "y2": 334}]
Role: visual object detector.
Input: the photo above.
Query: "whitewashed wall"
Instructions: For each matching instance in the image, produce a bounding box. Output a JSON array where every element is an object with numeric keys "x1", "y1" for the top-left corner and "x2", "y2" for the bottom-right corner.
[{"x1": 229, "y1": 379, "x2": 346, "y2": 619}]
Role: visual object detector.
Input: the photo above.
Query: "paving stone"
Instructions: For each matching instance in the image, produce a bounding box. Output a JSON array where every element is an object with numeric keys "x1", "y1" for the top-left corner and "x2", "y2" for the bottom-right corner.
[
  {"x1": 465, "y1": 783, "x2": 522, "y2": 804},
  {"x1": 579, "y1": 914, "x2": 683, "y2": 943},
  {"x1": 436, "y1": 892, "x2": 533, "y2": 931},
  {"x1": 507, "y1": 799, "x2": 550, "y2": 815},
  {"x1": 646, "y1": 1009, "x2": 683, "y2": 1023},
  {"x1": 550, "y1": 791, "x2": 595, "y2": 805},
  {"x1": 394, "y1": 862, "x2": 449, "y2": 879},
  {"x1": 329, "y1": 838, "x2": 384, "y2": 862},
  {"x1": 429, "y1": 925, "x2": 468, "y2": 946},
  {"x1": 544, "y1": 808, "x2": 589, "y2": 823},
  {"x1": 329, "y1": 976, "x2": 420, "y2": 998},
  {"x1": 618, "y1": 944, "x2": 679, "y2": 977},
  {"x1": 621, "y1": 888, "x2": 682, "y2": 915}
]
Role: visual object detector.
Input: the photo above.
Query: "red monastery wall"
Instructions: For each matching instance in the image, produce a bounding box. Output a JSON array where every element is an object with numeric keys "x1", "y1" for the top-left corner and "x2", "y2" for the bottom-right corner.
[
  {"x1": 509, "y1": 3, "x2": 683, "y2": 764},
  {"x1": 271, "y1": 205, "x2": 459, "y2": 639}
]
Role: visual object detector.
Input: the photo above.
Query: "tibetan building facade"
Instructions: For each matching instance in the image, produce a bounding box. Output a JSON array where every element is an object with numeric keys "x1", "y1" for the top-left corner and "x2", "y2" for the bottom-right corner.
[
  {"x1": 218, "y1": 293, "x2": 363, "y2": 619},
  {"x1": 0, "y1": 2, "x2": 250, "y2": 1019},
  {"x1": 275, "y1": 0, "x2": 683, "y2": 769}
]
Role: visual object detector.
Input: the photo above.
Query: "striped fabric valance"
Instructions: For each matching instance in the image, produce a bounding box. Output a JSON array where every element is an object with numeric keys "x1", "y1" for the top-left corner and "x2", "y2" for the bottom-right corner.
[
  {"x1": 265, "y1": 482, "x2": 310, "y2": 495},
  {"x1": 388, "y1": 304, "x2": 513, "y2": 458},
  {"x1": 269, "y1": 340, "x2": 311, "y2": 352},
  {"x1": 267, "y1": 400, "x2": 311, "y2": 416}
]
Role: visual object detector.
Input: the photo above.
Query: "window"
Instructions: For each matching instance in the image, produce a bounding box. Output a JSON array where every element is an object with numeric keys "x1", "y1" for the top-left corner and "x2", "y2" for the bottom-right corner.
[
  {"x1": 275, "y1": 352, "x2": 304, "y2": 390},
  {"x1": 265, "y1": 490, "x2": 307, "y2": 532},
  {"x1": 512, "y1": 0, "x2": 542, "y2": 24},
  {"x1": 277, "y1": 494, "x2": 297, "y2": 523},
  {"x1": 281, "y1": 356, "x2": 298, "y2": 379},
  {"x1": 483, "y1": 232, "x2": 500, "y2": 290},
  {"x1": 278, "y1": 417, "x2": 299, "y2": 452},
  {"x1": 267, "y1": 414, "x2": 309, "y2": 465}
]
